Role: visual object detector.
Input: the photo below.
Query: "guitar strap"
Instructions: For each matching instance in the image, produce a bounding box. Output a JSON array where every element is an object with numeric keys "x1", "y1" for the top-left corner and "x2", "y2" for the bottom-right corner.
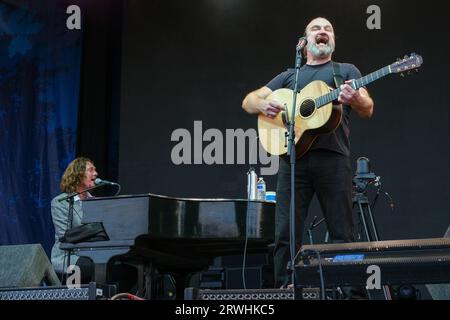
[
  {"x1": 333, "y1": 61, "x2": 350, "y2": 108},
  {"x1": 332, "y1": 61, "x2": 344, "y2": 88}
]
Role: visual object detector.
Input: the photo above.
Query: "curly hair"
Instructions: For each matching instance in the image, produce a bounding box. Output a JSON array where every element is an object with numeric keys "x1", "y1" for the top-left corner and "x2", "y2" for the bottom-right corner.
[{"x1": 60, "y1": 157, "x2": 93, "y2": 193}]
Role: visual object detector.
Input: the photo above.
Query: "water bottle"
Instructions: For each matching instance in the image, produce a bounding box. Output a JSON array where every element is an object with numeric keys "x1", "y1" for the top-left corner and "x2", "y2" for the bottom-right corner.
[{"x1": 256, "y1": 177, "x2": 266, "y2": 201}]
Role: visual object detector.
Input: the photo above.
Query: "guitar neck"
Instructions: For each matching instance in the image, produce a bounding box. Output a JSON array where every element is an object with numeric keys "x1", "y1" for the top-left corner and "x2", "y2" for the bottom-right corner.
[{"x1": 315, "y1": 65, "x2": 392, "y2": 108}]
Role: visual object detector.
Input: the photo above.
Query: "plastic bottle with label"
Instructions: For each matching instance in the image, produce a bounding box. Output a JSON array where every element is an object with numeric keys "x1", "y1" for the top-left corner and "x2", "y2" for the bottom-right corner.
[{"x1": 256, "y1": 177, "x2": 266, "y2": 201}]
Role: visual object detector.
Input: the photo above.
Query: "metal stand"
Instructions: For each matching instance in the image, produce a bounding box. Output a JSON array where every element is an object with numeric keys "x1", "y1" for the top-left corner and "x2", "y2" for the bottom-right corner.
[
  {"x1": 353, "y1": 192, "x2": 380, "y2": 242},
  {"x1": 352, "y1": 192, "x2": 392, "y2": 300},
  {"x1": 287, "y1": 37, "x2": 307, "y2": 290}
]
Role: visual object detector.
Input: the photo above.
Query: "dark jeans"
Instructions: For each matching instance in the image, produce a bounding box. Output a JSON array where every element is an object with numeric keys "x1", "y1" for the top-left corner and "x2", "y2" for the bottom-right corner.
[{"x1": 274, "y1": 149, "x2": 354, "y2": 287}]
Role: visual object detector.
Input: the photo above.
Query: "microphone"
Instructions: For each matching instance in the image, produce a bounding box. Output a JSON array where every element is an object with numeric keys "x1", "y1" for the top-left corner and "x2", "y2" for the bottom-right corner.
[
  {"x1": 296, "y1": 37, "x2": 308, "y2": 51},
  {"x1": 95, "y1": 178, "x2": 119, "y2": 186}
]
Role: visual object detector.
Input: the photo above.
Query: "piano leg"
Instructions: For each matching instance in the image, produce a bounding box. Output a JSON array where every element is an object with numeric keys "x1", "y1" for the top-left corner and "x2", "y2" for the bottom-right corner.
[
  {"x1": 94, "y1": 263, "x2": 108, "y2": 285},
  {"x1": 143, "y1": 264, "x2": 157, "y2": 299},
  {"x1": 173, "y1": 272, "x2": 190, "y2": 300},
  {"x1": 136, "y1": 264, "x2": 145, "y2": 297},
  {"x1": 143, "y1": 264, "x2": 173, "y2": 300},
  {"x1": 139, "y1": 265, "x2": 189, "y2": 300}
]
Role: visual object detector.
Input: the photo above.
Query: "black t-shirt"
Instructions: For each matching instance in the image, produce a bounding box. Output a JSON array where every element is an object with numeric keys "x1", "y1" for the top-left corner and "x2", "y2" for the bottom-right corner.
[{"x1": 265, "y1": 60, "x2": 362, "y2": 157}]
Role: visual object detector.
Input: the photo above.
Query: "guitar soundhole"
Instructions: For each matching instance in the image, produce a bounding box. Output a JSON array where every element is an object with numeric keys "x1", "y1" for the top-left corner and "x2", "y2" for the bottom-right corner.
[{"x1": 299, "y1": 99, "x2": 316, "y2": 117}]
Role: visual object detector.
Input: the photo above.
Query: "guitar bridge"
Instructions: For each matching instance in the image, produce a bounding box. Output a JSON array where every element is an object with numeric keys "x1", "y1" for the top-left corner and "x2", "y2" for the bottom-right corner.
[{"x1": 281, "y1": 111, "x2": 289, "y2": 129}]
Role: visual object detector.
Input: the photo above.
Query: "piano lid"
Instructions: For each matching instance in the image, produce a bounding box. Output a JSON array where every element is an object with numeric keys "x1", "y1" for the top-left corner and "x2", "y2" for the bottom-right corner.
[
  {"x1": 83, "y1": 192, "x2": 274, "y2": 203},
  {"x1": 81, "y1": 193, "x2": 275, "y2": 240}
]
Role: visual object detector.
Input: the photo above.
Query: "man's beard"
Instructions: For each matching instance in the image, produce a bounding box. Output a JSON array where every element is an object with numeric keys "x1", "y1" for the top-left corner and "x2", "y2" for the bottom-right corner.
[{"x1": 307, "y1": 42, "x2": 334, "y2": 58}]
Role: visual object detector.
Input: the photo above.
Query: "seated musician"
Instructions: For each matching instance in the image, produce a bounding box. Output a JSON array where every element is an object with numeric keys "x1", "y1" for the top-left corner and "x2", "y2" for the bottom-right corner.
[
  {"x1": 50, "y1": 157, "x2": 136, "y2": 291},
  {"x1": 50, "y1": 157, "x2": 97, "y2": 283}
]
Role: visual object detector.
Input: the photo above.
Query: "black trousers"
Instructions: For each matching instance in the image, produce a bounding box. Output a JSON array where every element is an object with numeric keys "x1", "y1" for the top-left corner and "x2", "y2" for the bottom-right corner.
[{"x1": 274, "y1": 149, "x2": 354, "y2": 287}]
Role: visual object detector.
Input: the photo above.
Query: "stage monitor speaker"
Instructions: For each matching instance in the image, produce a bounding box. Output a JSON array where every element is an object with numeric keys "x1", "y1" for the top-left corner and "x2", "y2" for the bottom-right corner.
[
  {"x1": 0, "y1": 244, "x2": 61, "y2": 288},
  {"x1": 184, "y1": 287, "x2": 322, "y2": 300},
  {"x1": 0, "y1": 282, "x2": 116, "y2": 300},
  {"x1": 426, "y1": 225, "x2": 450, "y2": 300},
  {"x1": 184, "y1": 287, "x2": 296, "y2": 300}
]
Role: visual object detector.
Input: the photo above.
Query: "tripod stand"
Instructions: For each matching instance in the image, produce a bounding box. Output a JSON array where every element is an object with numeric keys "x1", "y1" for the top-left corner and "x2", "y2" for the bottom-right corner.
[
  {"x1": 353, "y1": 189, "x2": 392, "y2": 300},
  {"x1": 353, "y1": 192, "x2": 380, "y2": 242}
]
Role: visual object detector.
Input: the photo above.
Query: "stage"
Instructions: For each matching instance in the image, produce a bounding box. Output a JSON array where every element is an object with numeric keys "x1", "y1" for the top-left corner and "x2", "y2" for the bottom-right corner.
[{"x1": 1, "y1": 0, "x2": 449, "y2": 302}]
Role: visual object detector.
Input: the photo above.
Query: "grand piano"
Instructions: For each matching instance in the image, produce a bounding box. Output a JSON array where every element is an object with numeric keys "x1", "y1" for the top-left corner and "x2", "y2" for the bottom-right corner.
[{"x1": 60, "y1": 193, "x2": 275, "y2": 298}]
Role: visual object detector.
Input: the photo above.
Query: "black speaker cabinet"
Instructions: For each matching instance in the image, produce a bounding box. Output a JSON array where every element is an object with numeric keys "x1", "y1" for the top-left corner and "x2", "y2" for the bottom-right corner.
[{"x1": 426, "y1": 225, "x2": 450, "y2": 300}]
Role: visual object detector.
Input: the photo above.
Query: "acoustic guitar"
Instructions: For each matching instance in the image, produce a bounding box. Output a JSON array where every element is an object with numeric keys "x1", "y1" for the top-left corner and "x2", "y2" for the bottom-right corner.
[{"x1": 257, "y1": 53, "x2": 423, "y2": 157}]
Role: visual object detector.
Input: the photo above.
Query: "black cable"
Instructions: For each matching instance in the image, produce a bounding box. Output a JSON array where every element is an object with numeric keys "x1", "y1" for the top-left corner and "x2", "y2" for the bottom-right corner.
[
  {"x1": 302, "y1": 219, "x2": 326, "y2": 300},
  {"x1": 242, "y1": 231, "x2": 249, "y2": 290},
  {"x1": 242, "y1": 200, "x2": 252, "y2": 290},
  {"x1": 60, "y1": 252, "x2": 67, "y2": 284},
  {"x1": 242, "y1": 135, "x2": 260, "y2": 289},
  {"x1": 383, "y1": 191, "x2": 395, "y2": 212},
  {"x1": 311, "y1": 220, "x2": 326, "y2": 300},
  {"x1": 315, "y1": 250, "x2": 326, "y2": 300},
  {"x1": 370, "y1": 188, "x2": 395, "y2": 216},
  {"x1": 296, "y1": 249, "x2": 326, "y2": 300}
]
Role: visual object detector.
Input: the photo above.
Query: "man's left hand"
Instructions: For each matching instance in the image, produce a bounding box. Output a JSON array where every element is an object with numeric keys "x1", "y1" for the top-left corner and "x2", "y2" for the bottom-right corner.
[{"x1": 338, "y1": 80, "x2": 360, "y2": 106}]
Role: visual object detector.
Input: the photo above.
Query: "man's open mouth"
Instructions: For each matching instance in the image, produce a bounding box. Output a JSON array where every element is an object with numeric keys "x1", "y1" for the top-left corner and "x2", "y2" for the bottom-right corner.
[{"x1": 315, "y1": 35, "x2": 329, "y2": 46}]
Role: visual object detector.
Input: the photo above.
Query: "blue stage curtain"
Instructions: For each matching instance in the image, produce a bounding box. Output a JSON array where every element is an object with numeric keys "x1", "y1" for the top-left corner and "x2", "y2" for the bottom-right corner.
[{"x1": 0, "y1": 1, "x2": 81, "y2": 254}]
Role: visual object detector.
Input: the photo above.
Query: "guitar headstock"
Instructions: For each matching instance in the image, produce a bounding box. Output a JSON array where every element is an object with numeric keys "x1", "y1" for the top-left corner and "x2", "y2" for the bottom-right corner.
[{"x1": 391, "y1": 53, "x2": 423, "y2": 76}]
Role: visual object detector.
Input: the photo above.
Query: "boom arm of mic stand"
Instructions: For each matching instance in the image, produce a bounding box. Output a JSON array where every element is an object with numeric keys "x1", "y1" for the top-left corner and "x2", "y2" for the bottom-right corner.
[{"x1": 58, "y1": 184, "x2": 104, "y2": 203}]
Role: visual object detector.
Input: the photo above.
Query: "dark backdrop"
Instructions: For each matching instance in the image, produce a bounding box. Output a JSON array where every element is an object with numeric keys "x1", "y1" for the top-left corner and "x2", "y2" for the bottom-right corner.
[
  {"x1": 1, "y1": 0, "x2": 446, "y2": 279},
  {"x1": 113, "y1": 0, "x2": 449, "y2": 241},
  {"x1": 0, "y1": 0, "x2": 81, "y2": 252}
]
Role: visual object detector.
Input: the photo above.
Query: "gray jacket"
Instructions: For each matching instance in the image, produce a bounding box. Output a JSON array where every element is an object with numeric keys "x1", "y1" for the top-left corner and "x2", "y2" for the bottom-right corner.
[{"x1": 50, "y1": 193, "x2": 83, "y2": 273}]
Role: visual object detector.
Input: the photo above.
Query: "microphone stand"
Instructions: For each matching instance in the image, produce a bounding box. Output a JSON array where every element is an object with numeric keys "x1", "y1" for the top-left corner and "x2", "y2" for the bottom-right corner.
[
  {"x1": 58, "y1": 183, "x2": 104, "y2": 274},
  {"x1": 287, "y1": 38, "x2": 305, "y2": 295}
]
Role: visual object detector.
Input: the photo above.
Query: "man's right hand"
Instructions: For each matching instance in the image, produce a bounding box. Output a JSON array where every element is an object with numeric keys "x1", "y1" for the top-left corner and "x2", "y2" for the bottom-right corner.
[
  {"x1": 242, "y1": 86, "x2": 285, "y2": 117},
  {"x1": 260, "y1": 100, "x2": 285, "y2": 119}
]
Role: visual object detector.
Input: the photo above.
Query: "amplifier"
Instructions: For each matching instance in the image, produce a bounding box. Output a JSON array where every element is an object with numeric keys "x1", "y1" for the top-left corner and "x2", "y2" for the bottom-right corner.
[
  {"x1": 184, "y1": 287, "x2": 321, "y2": 300},
  {"x1": 0, "y1": 282, "x2": 116, "y2": 300}
]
